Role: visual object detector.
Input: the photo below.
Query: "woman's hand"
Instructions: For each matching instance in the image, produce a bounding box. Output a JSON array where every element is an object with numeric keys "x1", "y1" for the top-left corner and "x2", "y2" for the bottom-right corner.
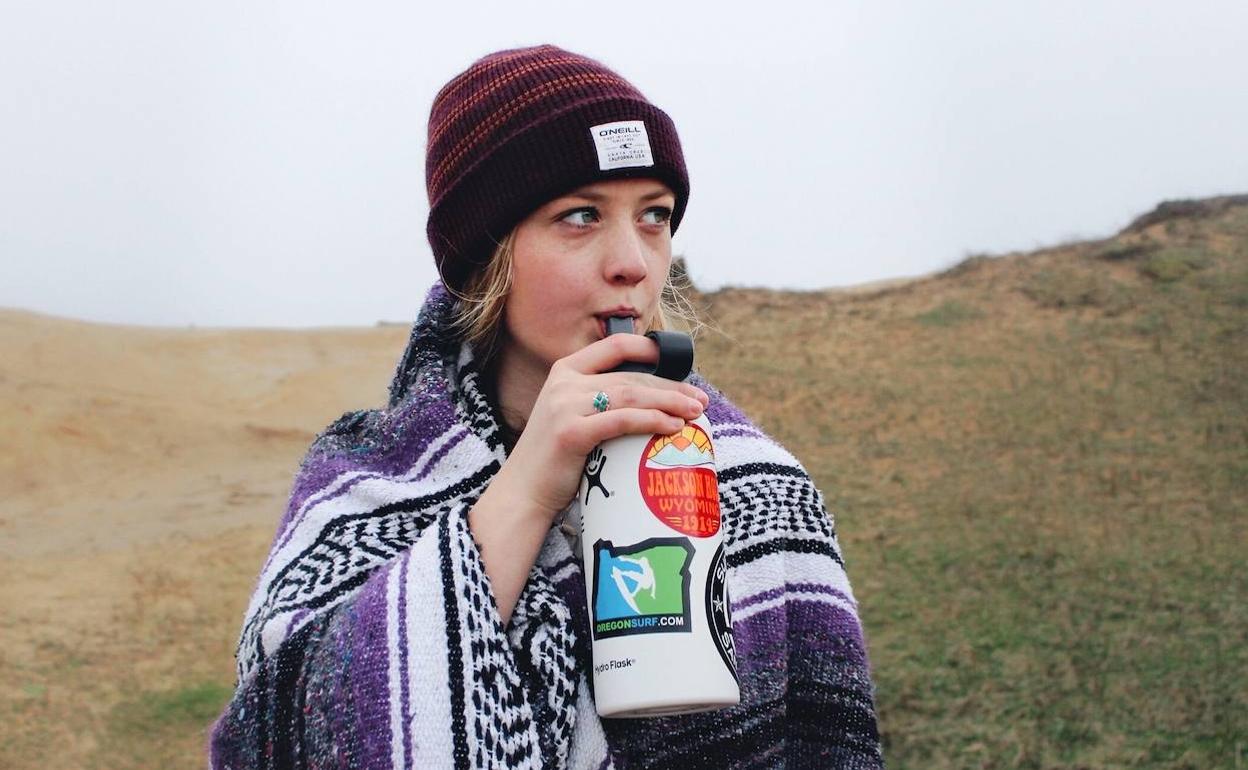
[
  {"x1": 503, "y1": 333, "x2": 709, "y2": 519},
  {"x1": 468, "y1": 333, "x2": 707, "y2": 625}
]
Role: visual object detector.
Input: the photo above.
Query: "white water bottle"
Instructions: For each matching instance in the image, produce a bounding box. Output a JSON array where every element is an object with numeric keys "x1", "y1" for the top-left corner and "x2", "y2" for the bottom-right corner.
[{"x1": 573, "y1": 317, "x2": 740, "y2": 718}]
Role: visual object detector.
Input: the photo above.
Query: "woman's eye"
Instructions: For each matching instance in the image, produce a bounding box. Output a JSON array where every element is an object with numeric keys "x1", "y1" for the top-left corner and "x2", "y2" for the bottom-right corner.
[
  {"x1": 560, "y1": 208, "x2": 599, "y2": 227},
  {"x1": 641, "y1": 207, "x2": 672, "y2": 226}
]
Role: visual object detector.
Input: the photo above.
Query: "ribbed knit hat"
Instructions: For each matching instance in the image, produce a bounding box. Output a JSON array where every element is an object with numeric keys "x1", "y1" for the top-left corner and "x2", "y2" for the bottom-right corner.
[{"x1": 425, "y1": 44, "x2": 690, "y2": 293}]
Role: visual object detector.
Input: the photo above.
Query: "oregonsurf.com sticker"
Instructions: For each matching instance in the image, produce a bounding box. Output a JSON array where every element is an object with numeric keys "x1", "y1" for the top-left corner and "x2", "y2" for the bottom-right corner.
[
  {"x1": 591, "y1": 538, "x2": 693, "y2": 640},
  {"x1": 637, "y1": 423, "x2": 721, "y2": 537}
]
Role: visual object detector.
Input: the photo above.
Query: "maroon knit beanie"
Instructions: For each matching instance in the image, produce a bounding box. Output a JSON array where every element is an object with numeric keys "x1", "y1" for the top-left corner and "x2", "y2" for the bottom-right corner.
[{"x1": 425, "y1": 44, "x2": 690, "y2": 293}]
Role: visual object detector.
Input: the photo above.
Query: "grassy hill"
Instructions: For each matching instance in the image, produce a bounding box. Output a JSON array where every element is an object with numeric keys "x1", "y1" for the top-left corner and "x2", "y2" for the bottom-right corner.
[
  {"x1": 694, "y1": 195, "x2": 1248, "y2": 767},
  {"x1": 2, "y1": 195, "x2": 1244, "y2": 768}
]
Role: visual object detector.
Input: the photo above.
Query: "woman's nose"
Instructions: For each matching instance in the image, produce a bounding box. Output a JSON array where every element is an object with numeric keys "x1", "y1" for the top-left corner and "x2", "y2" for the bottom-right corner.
[{"x1": 601, "y1": 222, "x2": 649, "y2": 285}]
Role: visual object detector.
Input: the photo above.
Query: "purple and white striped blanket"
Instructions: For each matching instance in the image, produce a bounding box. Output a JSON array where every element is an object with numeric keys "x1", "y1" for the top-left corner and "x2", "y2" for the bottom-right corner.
[{"x1": 209, "y1": 282, "x2": 883, "y2": 769}]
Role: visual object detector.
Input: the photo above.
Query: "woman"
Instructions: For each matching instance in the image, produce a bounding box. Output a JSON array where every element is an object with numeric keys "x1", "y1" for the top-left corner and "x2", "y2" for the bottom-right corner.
[{"x1": 211, "y1": 45, "x2": 883, "y2": 769}]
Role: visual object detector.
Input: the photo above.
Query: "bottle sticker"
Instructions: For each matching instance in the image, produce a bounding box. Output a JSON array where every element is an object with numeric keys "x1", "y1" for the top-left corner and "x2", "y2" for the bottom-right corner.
[
  {"x1": 582, "y1": 445, "x2": 612, "y2": 503},
  {"x1": 590, "y1": 120, "x2": 655, "y2": 170},
  {"x1": 637, "y1": 424, "x2": 721, "y2": 537},
  {"x1": 591, "y1": 537, "x2": 693, "y2": 640},
  {"x1": 705, "y1": 543, "x2": 739, "y2": 682}
]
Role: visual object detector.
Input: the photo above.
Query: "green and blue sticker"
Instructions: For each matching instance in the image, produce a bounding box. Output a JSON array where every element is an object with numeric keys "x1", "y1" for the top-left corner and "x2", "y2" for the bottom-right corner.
[{"x1": 591, "y1": 538, "x2": 693, "y2": 640}]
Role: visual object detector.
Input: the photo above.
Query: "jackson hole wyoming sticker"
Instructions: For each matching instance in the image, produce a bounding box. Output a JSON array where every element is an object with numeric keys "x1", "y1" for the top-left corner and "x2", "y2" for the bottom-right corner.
[
  {"x1": 591, "y1": 538, "x2": 694, "y2": 640},
  {"x1": 637, "y1": 423, "x2": 721, "y2": 537}
]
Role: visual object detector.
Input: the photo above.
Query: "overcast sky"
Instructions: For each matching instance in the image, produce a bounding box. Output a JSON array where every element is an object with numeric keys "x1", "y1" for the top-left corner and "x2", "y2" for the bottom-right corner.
[{"x1": 2, "y1": 0, "x2": 1245, "y2": 327}]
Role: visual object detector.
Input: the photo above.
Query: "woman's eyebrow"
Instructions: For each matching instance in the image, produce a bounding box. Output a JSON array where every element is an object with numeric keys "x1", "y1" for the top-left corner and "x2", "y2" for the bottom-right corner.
[
  {"x1": 562, "y1": 188, "x2": 674, "y2": 203},
  {"x1": 637, "y1": 189, "x2": 675, "y2": 202}
]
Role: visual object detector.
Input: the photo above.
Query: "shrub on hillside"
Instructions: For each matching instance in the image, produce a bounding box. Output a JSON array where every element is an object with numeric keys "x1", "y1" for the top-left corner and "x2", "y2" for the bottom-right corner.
[
  {"x1": 914, "y1": 300, "x2": 984, "y2": 327},
  {"x1": 1021, "y1": 268, "x2": 1135, "y2": 315},
  {"x1": 1093, "y1": 238, "x2": 1158, "y2": 262},
  {"x1": 1138, "y1": 247, "x2": 1212, "y2": 283}
]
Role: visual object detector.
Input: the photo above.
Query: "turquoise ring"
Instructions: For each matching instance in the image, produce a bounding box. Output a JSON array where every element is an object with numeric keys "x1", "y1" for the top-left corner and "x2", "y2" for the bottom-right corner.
[{"x1": 592, "y1": 391, "x2": 610, "y2": 413}]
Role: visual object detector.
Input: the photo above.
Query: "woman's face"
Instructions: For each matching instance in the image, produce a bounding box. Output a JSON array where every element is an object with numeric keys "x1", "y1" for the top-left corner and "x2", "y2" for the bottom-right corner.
[{"x1": 501, "y1": 177, "x2": 676, "y2": 375}]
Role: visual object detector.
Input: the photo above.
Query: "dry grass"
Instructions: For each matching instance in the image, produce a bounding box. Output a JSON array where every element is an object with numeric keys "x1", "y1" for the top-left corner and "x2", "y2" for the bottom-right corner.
[
  {"x1": 2, "y1": 528, "x2": 271, "y2": 768},
  {"x1": 695, "y1": 197, "x2": 1248, "y2": 768},
  {"x1": 2, "y1": 196, "x2": 1245, "y2": 768}
]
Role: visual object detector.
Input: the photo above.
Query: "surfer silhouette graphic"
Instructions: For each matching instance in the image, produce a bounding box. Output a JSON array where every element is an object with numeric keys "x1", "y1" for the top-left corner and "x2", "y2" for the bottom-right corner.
[{"x1": 611, "y1": 555, "x2": 657, "y2": 614}]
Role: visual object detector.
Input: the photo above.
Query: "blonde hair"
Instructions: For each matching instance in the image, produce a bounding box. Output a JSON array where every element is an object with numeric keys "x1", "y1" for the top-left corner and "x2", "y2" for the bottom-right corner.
[{"x1": 445, "y1": 229, "x2": 705, "y2": 370}]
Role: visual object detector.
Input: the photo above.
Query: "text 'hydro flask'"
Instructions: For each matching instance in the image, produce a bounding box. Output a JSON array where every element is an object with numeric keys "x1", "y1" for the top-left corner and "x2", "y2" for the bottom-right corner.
[{"x1": 575, "y1": 316, "x2": 740, "y2": 718}]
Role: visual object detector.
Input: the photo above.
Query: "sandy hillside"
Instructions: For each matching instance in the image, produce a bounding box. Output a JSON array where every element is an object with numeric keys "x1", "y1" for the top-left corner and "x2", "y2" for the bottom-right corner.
[
  {"x1": 1, "y1": 312, "x2": 410, "y2": 557},
  {"x1": 0, "y1": 313, "x2": 410, "y2": 766}
]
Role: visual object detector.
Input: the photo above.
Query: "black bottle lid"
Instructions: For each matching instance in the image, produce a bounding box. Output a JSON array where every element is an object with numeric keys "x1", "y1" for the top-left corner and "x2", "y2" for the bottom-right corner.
[{"x1": 604, "y1": 317, "x2": 694, "y2": 381}]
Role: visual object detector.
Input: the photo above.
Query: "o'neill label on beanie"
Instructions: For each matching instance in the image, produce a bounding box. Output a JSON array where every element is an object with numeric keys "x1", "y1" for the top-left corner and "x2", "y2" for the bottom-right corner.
[{"x1": 590, "y1": 120, "x2": 654, "y2": 170}]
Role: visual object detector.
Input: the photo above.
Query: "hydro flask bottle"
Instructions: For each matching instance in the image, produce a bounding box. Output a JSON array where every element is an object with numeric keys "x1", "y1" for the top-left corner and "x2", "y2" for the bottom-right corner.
[{"x1": 574, "y1": 316, "x2": 740, "y2": 718}]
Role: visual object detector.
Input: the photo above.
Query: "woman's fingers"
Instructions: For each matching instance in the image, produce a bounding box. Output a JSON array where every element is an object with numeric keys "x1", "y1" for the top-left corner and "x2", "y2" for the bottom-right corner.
[
  {"x1": 565, "y1": 408, "x2": 688, "y2": 449},
  {"x1": 554, "y1": 335, "x2": 708, "y2": 404},
  {"x1": 558, "y1": 333, "x2": 658, "y2": 376},
  {"x1": 506, "y1": 335, "x2": 712, "y2": 516},
  {"x1": 563, "y1": 384, "x2": 704, "y2": 453},
  {"x1": 581, "y1": 383, "x2": 704, "y2": 420},
  {"x1": 595, "y1": 372, "x2": 708, "y2": 406},
  {"x1": 537, "y1": 333, "x2": 710, "y2": 459}
]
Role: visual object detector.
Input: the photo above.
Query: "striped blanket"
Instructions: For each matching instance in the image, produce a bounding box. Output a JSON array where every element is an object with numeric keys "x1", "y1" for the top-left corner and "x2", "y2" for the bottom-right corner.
[{"x1": 209, "y1": 283, "x2": 883, "y2": 769}]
